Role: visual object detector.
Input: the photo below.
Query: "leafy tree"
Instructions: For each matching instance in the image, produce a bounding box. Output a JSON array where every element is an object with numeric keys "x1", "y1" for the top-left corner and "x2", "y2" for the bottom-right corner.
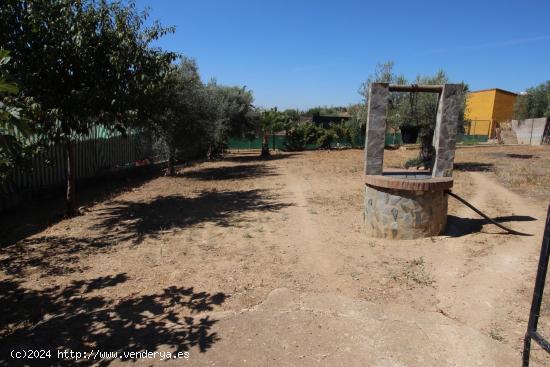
[
  {"x1": 283, "y1": 108, "x2": 300, "y2": 122},
  {"x1": 359, "y1": 62, "x2": 468, "y2": 168},
  {"x1": 0, "y1": 49, "x2": 23, "y2": 176},
  {"x1": 514, "y1": 81, "x2": 550, "y2": 119},
  {"x1": 204, "y1": 82, "x2": 256, "y2": 157},
  {"x1": 0, "y1": 0, "x2": 175, "y2": 215},
  {"x1": 304, "y1": 106, "x2": 347, "y2": 117},
  {"x1": 258, "y1": 108, "x2": 287, "y2": 156},
  {"x1": 149, "y1": 61, "x2": 257, "y2": 175},
  {"x1": 359, "y1": 61, "x2": 409, "y2": 133},
  {"x1": 345, "y1": 103, "x2": 368, "y2": 147},
  {"x1": 403, "y1": 72, "x2": 468, "y2": 167},
  {"x1": 0, "y1": 49, "x2": 42, "y2": 179},
  {"x1": 151, "y1": 58, "x2": 208, "y2": 176},
  {"x1": 201, "y1": 81, "x2": 230, "y2": 159}
]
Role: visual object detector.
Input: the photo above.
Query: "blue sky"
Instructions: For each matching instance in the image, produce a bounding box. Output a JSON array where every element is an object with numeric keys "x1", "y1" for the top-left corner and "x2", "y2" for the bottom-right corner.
[{"x1": 137, "y1": 0, "x2": 550, "y2": 110}]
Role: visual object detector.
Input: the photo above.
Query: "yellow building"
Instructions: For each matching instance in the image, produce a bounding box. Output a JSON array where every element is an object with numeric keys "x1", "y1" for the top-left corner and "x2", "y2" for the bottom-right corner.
[{"x1": 465, "y1": 88, "x2": 517, "y2": 137}]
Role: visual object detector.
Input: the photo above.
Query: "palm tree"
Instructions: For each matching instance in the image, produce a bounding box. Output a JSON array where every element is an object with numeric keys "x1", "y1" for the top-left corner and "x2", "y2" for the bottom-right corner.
[{"x1": 259, "y1": 108, "x2": 287, "y2": 156}]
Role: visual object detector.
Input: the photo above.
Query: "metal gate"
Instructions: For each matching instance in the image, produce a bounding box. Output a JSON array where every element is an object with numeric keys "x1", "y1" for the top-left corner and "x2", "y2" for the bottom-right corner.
[{"x1": 523, "y1": 204, "x2": 550, "y2": 366}]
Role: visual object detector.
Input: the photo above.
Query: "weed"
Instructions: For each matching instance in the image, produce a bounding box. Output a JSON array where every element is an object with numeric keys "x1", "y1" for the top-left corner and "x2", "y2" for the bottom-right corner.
[
  {"x1": 489, "y1": 328, "x2": 505, "y2": 342},
  {"x1": 402, "y1": 257, "x2": 434, "y2": 286}
]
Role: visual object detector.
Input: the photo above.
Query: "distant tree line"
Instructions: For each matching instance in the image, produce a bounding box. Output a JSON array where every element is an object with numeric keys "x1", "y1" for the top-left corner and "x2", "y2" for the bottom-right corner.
[
  {"x1": 280, "y1": 61, "x2": 470, "y2": 167},
  {"x1": 0, "y1": 0, "x2": 258, "y2": 215},
  {"x1": 514, "y1": 81, "x2": 550, "y2": 120}
]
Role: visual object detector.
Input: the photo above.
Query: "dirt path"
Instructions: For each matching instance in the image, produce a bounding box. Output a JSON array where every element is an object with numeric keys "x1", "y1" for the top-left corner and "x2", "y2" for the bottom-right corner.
[
  {"x1": 434, "y1": 172, "x2": 546, "y2": 345},
  {"x1": 277, "y1": 162, "x2": 339, "y2": 283}
]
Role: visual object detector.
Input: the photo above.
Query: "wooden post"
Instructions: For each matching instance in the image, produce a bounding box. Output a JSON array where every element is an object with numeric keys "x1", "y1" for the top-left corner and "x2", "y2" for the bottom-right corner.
[{"x1": 66, "y1": 141, "x2": 77, "y2": 215}]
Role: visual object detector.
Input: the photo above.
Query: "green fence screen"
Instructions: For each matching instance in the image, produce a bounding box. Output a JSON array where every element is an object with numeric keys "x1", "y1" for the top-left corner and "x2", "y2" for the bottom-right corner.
[{"x1": 228, "y1": 133, "x2": 488, "y2": 150}]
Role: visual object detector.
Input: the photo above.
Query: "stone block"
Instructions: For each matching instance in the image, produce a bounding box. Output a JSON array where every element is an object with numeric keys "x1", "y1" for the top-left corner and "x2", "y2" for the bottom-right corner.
[
  {"x1": 432, "y1": 84, "x2": 461, "y2": 177},
  {"x1": 364, "y1": 83, "x2": 389, "y2": 175}
]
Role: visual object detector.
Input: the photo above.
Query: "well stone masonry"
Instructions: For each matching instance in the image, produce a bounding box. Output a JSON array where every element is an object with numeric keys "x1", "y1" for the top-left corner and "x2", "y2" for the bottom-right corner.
[
  {"x1": 364, "y1": 83, "x2": 460, "y2": 239},
  {"x1": 364, "y1": 174, "x2": 452, "y2": 239}
]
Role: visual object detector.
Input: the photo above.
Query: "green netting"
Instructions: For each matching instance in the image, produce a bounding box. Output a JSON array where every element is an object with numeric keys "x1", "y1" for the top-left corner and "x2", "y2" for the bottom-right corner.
[
  {"x1": 228, "y1": 133, "x2": 489, "y2": 150},
  {"x1": 227, "y1": 137, "x2": 261, "y2": 149},
  {"x1": 458, "y1": 134, "x2": 488, "y2": 144},
  {"x1": 385, "y1": 133, "x2": 404, "y2": 145}
]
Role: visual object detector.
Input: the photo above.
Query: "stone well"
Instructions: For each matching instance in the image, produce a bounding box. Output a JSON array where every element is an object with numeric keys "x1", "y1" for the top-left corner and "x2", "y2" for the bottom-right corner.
[
  {"x1": 363, "y1": 83, "x2": 461, "y2": 239},
  {"x1": 364, "y1": 172, "x2": 453, "y2": 239}
]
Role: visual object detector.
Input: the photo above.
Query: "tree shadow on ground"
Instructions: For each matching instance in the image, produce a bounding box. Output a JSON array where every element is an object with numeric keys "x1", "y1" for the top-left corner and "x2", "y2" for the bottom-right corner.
[
  {"x1": 0, "y1": 275, "x2": 227, "y2": 366},
  {"x1": 93, "y1": 189, "x2": 291, "y2": 245},
  {"x1": 445, "y1": 214, "x2": 537, "y2": 237},
  {"x1": 0, "y1": 188, "x2": 291, "y2": 278},
  {"x1": 180, "y1": 164, "x2": 276, "y2": 181},
  {"x1": 0, "y1": 236, "x2": 112, "y2": 278},
  {"x1": 453, "y1": 162, "x2": 494, "y2": 172},
  {"x1": 506, "y1": 153, "x2": 537, "y2": 159},
  {"x1": 0, "y1": 166, "x2": 163, "y2": 248}
]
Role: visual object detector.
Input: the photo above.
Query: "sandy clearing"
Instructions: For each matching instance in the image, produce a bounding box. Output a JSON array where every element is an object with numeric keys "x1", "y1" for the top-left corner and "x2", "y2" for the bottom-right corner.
[{"x1": 1, "y1": 147, "x2": 549, "y2": 366}]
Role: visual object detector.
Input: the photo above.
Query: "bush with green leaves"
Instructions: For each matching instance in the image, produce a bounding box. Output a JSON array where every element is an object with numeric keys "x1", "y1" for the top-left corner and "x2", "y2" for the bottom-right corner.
[
  {"x1": 316, "y1": 128, "x2": 337, "y2": 149},
  {"x1": 0, "y1": 49, "x2": 43, "y2": 180},
  {"x1": 329, "y1": 122, "x2": 351, "y2": 145},
  {"x1": 284, "y1": 122, "x2": 319, "y2": 151}
]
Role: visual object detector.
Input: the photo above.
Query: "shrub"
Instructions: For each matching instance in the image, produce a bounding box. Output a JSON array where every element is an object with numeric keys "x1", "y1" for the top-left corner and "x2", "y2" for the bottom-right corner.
[
  {"x1": 317, "y1": 129, "x2": 337, "y2": 149},
  {"x1": 284, "y1": 122, "x2": 319, "y2": 151}
]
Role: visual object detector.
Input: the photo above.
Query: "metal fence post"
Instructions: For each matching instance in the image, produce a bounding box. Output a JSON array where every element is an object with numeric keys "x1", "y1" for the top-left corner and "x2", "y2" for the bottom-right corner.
[{"x1": 523, "y1": 205, "x2": 550, "y2": 366}]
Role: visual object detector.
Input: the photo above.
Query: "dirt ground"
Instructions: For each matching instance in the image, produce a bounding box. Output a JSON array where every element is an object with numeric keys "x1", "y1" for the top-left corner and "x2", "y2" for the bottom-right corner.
[{"x1": 1, "y1": 145, "x2": 550, "y2": 366}]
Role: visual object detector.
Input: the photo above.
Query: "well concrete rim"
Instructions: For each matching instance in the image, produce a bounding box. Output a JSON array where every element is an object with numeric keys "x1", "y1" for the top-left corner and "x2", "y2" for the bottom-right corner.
[{"x1": 365, "y1": 171, "x2": 453, "y2": 191}]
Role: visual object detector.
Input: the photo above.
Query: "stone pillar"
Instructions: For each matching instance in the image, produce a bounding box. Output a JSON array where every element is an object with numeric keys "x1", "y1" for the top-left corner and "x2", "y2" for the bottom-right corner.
[
  {"x1": 432, "y1": 84, "x2": 461, "y2": 177},
  {"x1": 364, "y1": 83, "x2": 389, "y2": 175}
]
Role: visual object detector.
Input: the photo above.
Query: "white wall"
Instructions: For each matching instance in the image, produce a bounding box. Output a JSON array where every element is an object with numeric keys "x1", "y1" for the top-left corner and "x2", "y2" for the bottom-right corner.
[{"x1": 511, "y1": 118, "x2": 549, "y2": 145}]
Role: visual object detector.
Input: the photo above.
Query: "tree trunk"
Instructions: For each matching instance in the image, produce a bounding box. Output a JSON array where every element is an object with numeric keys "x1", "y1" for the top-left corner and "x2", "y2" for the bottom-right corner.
[
  {"x1": 418, "y1": 127, "x2": 435, "y2": 169},
  {"x1": 166, "y1": 152, "x2": 175, "y2": 176},
  {"x1": 65, "y1": 141, "x2": 77, "y2": 216},
  {"x1": 261, "y1": 131, "x2": 270, "y2": 157}
]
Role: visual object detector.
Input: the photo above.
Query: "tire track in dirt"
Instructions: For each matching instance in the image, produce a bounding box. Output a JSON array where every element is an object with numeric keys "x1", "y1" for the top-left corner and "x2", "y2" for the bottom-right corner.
[
  {"x1": 276, "y1": 161, "x2": 340, "y2": 284},
  {"x1": 435, "y1": 171, "x2": 546, "y2": 346},
  {"x1": 468, "y1": 171, "x2": 543, "y2": 235}
]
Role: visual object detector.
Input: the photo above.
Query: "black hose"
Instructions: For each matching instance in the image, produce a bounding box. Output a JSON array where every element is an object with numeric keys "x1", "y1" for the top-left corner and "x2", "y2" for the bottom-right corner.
[{"x1": 445, "y1": 190, "x2": 533, "y2": 236}]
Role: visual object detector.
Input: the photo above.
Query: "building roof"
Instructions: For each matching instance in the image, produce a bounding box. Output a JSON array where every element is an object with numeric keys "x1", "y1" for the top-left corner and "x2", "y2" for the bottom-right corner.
[{"x1": 469, "y1": 88, "x2": 518, "y2": 96}]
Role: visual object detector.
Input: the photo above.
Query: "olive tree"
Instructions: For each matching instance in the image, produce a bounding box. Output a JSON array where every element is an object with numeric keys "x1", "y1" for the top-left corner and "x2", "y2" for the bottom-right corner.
[
  {"x1": 152, "y1": 64, "x2": 257, "y2": 175},
  {"x1": 203, "y1": 82, "x2": 256, "y2": 157},
  {"x1": 359, "y1": 62, "x2": 467, "y2": 168},
  {"x1": 515, "y1": 81, "x2": 550, "y2": 119},
  {"x1": 152, "y1": 58, "x2": 209, "y2": 176}
]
